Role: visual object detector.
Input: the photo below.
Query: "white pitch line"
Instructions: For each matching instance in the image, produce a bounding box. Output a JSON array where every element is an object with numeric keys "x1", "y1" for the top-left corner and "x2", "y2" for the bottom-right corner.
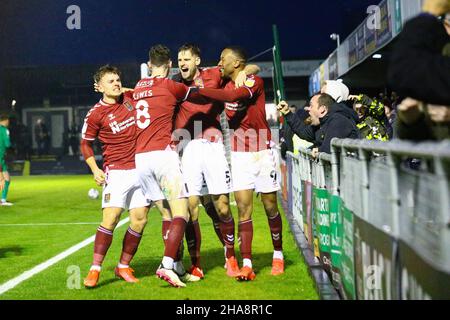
[
  {"x1": 0, "y1": 222, "x2": 101, "y2": 227},
  {"x1": 0, "y1": 217, "x2": 130, "y2": 296}
]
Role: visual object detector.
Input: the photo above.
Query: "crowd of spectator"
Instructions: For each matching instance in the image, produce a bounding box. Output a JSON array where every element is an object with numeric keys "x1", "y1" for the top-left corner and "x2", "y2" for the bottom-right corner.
[{"x1": 278, "y1": 0, "x2": 449, "y2": 158}]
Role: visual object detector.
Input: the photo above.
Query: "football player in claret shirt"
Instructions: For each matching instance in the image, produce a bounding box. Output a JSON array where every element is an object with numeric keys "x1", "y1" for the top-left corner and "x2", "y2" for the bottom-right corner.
[
  {"x1": 133, "y1": 44, "x2": 205, "y2": 287},
  {"x1": 197, "y1": 47, "x2": 285, "y2": 280},
  {"x1": 81, "y1": 65, "x2": 151, "y2": 288},
  {"x1": 173, "y1": 43, "x2": 260, "y2": 278}
]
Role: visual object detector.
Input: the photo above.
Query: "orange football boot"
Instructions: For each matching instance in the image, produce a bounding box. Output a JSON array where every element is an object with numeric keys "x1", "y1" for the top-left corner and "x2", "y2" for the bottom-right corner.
[
  {"x1": 271, "y1": 258, "x2": 285, "y2": 276},
  {"x1": 188, "y1": 265, "x2": 204, "y2": 279},
  {"x1": 225, "y1": 256, "x2": 240, "y2": 277},
  {"x1": 114, "y1": 267, "x2": 139, "y2": 283},
  {"x1": 84, "y1": 269, "x2": 100, "y2": 288},
  {"x1": 236, "y1": 266, "x2": 256, "y2": 281}
]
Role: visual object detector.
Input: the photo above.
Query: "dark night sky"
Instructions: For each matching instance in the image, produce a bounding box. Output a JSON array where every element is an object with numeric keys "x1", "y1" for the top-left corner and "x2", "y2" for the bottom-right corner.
[{"x1": 0, "y1": 0, "x2": 376, "y2": 67}]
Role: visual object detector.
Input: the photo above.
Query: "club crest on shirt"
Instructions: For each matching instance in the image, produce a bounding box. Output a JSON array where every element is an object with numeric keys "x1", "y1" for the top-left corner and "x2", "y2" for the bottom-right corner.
[
  {"x1": 244, "y1": 78, "x2": 255, "y2": 88},
  {"x1": 194, "y1": 77, "x2": 204, "y2": 88},
  {"x1": 108, "y1": 114, "x2": 115, "y2": 120},
  {"x1": 124, "y1": 101, "x2": 133, "y2": 111},
  {"x1": 104, "y1": 193, "x2": 110, "y2": 203}
]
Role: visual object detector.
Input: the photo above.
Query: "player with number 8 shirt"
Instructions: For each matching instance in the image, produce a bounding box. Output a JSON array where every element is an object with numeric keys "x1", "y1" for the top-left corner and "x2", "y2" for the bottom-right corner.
[{"x1": 132, "y1": 44, "x2": 206, "y2": 288}]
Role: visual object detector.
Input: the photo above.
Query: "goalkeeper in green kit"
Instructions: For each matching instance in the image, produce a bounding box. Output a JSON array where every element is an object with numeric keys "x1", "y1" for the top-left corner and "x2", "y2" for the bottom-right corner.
[{"x1": 0, "y1": 113, "x2": 12, "y2": 205}]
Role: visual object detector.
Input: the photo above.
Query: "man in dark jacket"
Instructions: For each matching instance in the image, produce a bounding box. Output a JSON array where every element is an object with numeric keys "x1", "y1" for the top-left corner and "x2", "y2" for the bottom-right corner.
[
  {"x1": 277, "y1": 93, "x2": 360, "y2": 155},
  {"x1": 387, "y1": 4, "x2": 450, "y2": 105},
  {"x1": 388, "y1": 0, "x2": 449, "y2": 141}
]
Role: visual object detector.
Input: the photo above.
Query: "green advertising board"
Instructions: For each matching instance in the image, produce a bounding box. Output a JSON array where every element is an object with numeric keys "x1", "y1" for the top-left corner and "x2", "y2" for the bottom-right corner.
[
  {"x1": 314, "y1": 188, "x2": 331, "y2": 274},
  {"x1": 341, "y1": 203, "x2": 356, "y2": 300},
  {"x1": 330, "y1": 194, "x2": 343, "y2": 293}
]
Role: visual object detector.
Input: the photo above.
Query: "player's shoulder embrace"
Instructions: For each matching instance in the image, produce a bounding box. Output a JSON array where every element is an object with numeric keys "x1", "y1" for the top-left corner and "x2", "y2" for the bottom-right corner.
[{"x1": 245, "y1": 74, "x2": 264, "y2": 88}]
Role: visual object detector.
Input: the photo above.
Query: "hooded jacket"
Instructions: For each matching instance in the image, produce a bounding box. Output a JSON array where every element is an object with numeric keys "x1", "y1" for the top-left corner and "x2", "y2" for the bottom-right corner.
[{"x1": 285, "y1": 102, "x2": 360, "y2": 154}]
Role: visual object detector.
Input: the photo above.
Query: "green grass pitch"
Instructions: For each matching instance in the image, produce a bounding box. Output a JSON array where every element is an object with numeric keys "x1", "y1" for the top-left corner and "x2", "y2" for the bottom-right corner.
[{"x1": 0, "y1": 175, "x2": 318, "y2": 300}]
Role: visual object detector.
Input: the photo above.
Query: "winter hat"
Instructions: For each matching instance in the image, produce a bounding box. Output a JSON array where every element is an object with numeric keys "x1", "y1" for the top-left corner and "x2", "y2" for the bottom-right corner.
[{"x1": 323, "y1": 79, "x2": 350, "y2": 103}]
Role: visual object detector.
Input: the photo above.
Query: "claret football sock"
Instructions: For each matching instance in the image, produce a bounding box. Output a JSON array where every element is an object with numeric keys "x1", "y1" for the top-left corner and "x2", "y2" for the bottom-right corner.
[
  {"x1": 268, "y1": 212, "x2": 283, "y2": 251},
  {"x1": 162, "y1": 219, "x2": 172, "y2": 247},
  {"x1": 185, "y1": 220, "x2": 201, "y2": 267},
  {"x1": 204, "y1": 202, "x2": 225, "y2": 246},
  {"x1": 238, "y1": 219, "x2": 253, "y2": 260},
  {"x1": 219, "y1": 216, "x2": 236, "y2": 258},
  {"x1": 119, "y1": 227, "x2": 142, "y2": 265},
  {"x1": 164, "y1": 217, "x2": 187, "y2": 261},
  {"x1": 92, "y1": 225, "x2": 114, "y2": 266}
]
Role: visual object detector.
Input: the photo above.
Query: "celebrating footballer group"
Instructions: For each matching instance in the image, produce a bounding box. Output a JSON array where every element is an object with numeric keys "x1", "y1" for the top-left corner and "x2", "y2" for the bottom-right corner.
[{"x1": 80, "y1": 43, "x2": 285, "y2": 288}]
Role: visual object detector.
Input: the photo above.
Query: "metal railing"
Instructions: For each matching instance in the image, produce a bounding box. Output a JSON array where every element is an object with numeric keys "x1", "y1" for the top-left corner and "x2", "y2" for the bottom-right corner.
[{"x1": 285, "y1": 138, "x2": 450, "y2": 300}]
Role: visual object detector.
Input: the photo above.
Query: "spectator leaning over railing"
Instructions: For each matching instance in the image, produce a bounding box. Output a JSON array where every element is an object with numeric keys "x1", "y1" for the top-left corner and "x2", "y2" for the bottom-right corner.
[
  {"x1": 277, "y1": 92, "x2": 360, "y2": 157},
  {"x1": 388, "y1": 0, "x2": 450, "y2": 105},
  {"x1": 349, "y1": 94, "x2": 389, "y2": 141},
  {"x1": 387, "y1": 0, "x2": 450, "y2": 141}
]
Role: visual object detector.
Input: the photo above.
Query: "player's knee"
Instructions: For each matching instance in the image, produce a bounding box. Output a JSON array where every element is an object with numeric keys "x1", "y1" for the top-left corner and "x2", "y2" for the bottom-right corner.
[
  {"x1": 130, "y1": 218, "x2": 147, "y2": 233},
  {"x1": 263, "y1": 203, "x2": 278, "y2": 217},
  {"x1": 237, "y1": 203, "x2": 252, "y2": 220},
  {"x1": 189, "y1": 207, "x2": 199, "y2": 221},
  {"x1": 211, "y1": 200, "x2": 229, "y2": 219},
  {"x1": 101, "y1": 220, "x2": 118, "y2": 231},
  {"x1": 262, "y1": 195, "x2": 278, "y2": 216}
]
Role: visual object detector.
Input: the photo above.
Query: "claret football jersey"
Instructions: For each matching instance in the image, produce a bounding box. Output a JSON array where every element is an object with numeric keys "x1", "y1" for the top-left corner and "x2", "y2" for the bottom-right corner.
[
  {"x1": 132, "y1": 77, "x2": 193, "y2": 153},
  {"x1": 174, "y1": 67, "x2": 224, "y2": 141},
  {"x1": 82, "y1": 92, "x2": 136, "y2": 170},
  {"x1": 223, "y1": 75, "x2": 272, "y2": 152}
]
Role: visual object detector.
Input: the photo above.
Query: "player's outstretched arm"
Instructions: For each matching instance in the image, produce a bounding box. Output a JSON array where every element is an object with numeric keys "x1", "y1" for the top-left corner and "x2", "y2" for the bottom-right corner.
[
  {"x1": 80, "y1": 139, "x2": 105, "y2": 186},
  {"x1": 198, "y1": 87, "x2": 251, "y2": 103}
]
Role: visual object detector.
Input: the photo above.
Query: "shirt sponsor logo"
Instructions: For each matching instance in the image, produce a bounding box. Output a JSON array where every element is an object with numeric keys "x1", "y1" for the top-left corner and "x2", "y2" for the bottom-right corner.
[
  {"x1": 135, "y1": 79, "x2": 154, "y2": 88},
  {"x1": 109, "y1": 116, "x2": 136, "y2": 134}
]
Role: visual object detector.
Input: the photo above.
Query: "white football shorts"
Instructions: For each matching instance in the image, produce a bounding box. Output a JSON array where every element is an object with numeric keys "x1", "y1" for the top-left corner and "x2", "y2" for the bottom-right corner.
[
  {"x1": 231, "y1": 148, "x2": 281, "y2": 193},
  {"x1": 135, "y1": 149, "x2": 188, "y2": 201},
  {"x1": 102, "y1": 168, "x2": 150, "y2": 210},
  {"x1": 181, "y1": 139, "x2": 232, "y2": 196}
]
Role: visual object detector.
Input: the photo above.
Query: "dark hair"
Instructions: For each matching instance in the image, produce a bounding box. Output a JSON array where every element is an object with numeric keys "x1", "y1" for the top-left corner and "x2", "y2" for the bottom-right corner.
[
  {"x1": 0, "y1": 113, "x2": 10, "y2": 121},
  {"x1": 224, "y1": 46, "x2": 248, "y2": 63},
  {"x1": 178, "y1": 43, "x2": 201, "y2": 57},
  {"x1": 318, "y1": 93, "x2": 336, "y2": 109},
  {"x1": 149, "y1": 44, "x2": 171, "y2": 67},
  {"x1": 93, "y1": 65, "x2": 121, "y2": 84}
]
